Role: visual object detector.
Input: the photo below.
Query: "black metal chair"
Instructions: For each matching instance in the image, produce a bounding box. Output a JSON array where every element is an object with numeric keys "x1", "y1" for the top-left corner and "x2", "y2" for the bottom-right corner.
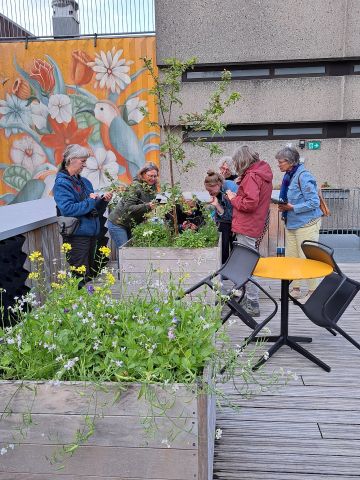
[
  {"x1": 182, "y1": 243, "x2": 278, "y2": 340},
  {"x1": 289, "y1": 240, "x2": 360, "y2": 371}
]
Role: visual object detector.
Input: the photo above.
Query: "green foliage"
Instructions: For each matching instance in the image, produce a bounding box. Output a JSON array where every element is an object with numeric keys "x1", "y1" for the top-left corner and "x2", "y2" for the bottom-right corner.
[
  {"x1": 142, "y1": 56, "x2": 241, "y2": 233},
  {"x1": 173, "y1": 222, "x2": 218, "y2": 248},
  {"x1": 131, "y1": 222, "x2": 173, "y2": 247},
  {"x1": 0, "y1": 262, "x2": 222, "y2": 385}
]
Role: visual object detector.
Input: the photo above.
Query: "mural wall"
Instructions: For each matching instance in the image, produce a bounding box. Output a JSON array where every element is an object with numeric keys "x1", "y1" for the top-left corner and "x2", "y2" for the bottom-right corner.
[{"x1": 0, "y1": 36, "x2": 159, "y2": 205}]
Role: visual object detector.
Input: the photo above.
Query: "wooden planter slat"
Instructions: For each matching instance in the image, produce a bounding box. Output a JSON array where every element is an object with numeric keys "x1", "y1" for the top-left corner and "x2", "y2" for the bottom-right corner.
[{"x1": 0, "y1": 381, "x2": 215, "y2": 480}]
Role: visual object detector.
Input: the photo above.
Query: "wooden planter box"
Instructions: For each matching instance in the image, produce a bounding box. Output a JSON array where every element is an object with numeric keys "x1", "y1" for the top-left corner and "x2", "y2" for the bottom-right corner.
[
  {"x1": 0, "y1": 379, "x2": 216, "y2": 480},
  {"x1": 118, "y1": 243, "x2": 221, "y2": 297}
]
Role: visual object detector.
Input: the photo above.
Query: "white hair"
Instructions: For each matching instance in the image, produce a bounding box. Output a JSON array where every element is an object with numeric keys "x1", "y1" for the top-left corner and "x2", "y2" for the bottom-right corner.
[{"x1": 62, "y1": 144, "x2": 91, "y2": 168}]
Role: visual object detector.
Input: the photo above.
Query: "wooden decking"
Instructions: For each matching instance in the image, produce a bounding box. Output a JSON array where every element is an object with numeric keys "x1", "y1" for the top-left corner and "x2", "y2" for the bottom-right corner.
[{"x1": 214, "y1": 263, "x2": 360, "y2": 479}]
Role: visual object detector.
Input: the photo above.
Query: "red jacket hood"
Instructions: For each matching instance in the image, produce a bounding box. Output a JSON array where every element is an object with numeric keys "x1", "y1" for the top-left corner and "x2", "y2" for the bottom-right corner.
[{"x1": 240, "y1": 160, "x2": 273, "y2": 183}]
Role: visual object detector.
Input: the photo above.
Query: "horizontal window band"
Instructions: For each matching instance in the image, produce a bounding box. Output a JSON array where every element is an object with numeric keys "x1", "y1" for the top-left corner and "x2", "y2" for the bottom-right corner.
[
  {"x1": 183, "y1": 121, "x2": 360, "y2": 142},
  {"x1": 182, "y1": 59, "x2": 360, "y2": 82}
]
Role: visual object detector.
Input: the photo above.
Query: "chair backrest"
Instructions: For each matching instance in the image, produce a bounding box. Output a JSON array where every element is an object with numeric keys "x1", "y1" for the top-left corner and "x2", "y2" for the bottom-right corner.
[
  {"x1": 303, "y1": 273, "x2": 359, "y2": 326},
  {"x1": 301, "y1": 240, "x2": 342, "y2": 275},
  {"x1": 218, "y1": 243, "x2": 260, "y2": 286}
]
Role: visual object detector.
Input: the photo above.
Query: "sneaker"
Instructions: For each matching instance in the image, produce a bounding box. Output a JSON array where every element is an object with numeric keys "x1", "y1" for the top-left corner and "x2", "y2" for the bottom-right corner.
[
  {"x1": 242, "y1": 299, "x2": 260, "y2": 317},
  {"x1": 297, "y1": 291, "x2": 314, "y2": 304},
  {"x1": 231, "y1": 288, "x2": 243, "y2": 298},
  {"x1": 289, "y1": 288, "x2": 302, "y2": 298}
]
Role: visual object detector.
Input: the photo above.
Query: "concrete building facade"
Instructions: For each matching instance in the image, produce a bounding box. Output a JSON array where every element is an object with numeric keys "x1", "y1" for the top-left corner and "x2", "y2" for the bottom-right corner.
[{"x1": 155, "y1": 0, "x2": 360, "y2": 189}]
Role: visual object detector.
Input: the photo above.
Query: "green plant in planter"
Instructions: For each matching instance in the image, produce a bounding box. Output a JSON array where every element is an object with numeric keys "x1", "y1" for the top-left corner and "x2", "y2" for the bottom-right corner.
[{"x1": 0, "y1": 245, "x2": 292, "y2": 468}]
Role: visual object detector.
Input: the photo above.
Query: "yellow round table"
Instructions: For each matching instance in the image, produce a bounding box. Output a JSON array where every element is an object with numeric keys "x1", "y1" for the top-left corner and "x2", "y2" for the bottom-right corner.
[{"x1": 251, "y1": 256, "x2": 333, "y2": 368}]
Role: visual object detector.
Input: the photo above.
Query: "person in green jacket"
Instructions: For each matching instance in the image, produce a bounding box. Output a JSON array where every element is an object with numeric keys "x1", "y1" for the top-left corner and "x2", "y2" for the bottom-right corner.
[{"x1": 107, "y1": 162, "x2": 159, "y2": 248}]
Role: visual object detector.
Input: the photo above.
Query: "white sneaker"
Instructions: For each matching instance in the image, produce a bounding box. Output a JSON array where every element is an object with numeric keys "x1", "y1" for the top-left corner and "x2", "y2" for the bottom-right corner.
[
  {"x1": 289, "y1": 288, "x2": 302, "y2": 299},
  {"x1": 297, "y1": 291, "x2": 314, "y2": 304}
]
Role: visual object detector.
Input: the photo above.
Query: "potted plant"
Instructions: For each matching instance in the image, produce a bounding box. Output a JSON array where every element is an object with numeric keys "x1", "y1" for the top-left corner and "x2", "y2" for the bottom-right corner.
[{"x1": 0, "y1": 245, "x2": 278, "y2": 479}]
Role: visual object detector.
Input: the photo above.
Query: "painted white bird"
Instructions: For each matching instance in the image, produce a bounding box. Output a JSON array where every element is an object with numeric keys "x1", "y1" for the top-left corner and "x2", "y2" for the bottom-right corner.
[{"x1": 93, "y1": 100, "x2": 146, "y2": 181}]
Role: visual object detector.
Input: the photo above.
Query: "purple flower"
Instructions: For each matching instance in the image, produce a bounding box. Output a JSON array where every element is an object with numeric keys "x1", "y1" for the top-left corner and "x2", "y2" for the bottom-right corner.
[
  {"x1": 172, "y1": 316, "x2": 179, "y2": 324},
  {"x1": 87, "y1": 284, "x2": 95, "y2": 295},
  {"x1": 63, "y1": 308, "x2": 70, "y2": 313},
  {"x1": 154, "y1": 307, "x2": 160, "y2": 314},
  {"x1": 167, "y1": 328, "x2": 176, "y2": 340}
]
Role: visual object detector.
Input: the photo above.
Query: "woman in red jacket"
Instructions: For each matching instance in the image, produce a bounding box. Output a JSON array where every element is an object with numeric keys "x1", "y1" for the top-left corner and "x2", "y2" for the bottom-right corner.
[{"x1": 226, "y1": 145, "x2": 273, "y2": 317}]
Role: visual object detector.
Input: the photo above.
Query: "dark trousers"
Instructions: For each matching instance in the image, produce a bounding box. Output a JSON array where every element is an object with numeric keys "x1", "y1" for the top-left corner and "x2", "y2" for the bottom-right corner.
[
  {"x1": 218, "y1": 222, "x2": 234, "y2": 264},
  {"x1": 63, "y1": 235, "x2": 97, "y2": 282}
]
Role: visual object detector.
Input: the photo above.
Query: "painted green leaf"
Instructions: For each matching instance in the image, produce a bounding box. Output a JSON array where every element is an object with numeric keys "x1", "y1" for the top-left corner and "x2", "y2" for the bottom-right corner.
[{"x1": 3, "y1": 165, "x2": 32, "y2": 191}]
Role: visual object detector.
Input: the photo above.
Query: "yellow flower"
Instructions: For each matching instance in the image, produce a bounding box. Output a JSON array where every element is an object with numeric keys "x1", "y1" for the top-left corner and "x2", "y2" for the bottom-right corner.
[
  {"x1": 99, "y1": 246, "x2": 111, "y2": 258},
  {"x1": 61, "y1": 243, "x2": 72, "y2": 253},
  {"x1": 51, "y1": 282, "x2": 61, "y2": 289},
  {"x1": 28, "y1": 272, "x2": 40, "y2": 280},
  {"x1": 29, "y1": 251, "x2": 44, "y2": 262},
  {"x1": 76, "y1": 265, "x2": 87, "y2": 274},
  {"x1": 57, "y1": 272, "x2": 67, "y2": 280},
  {"x1": 105, "y1": 272, "x2": 115, "y2": 285}
]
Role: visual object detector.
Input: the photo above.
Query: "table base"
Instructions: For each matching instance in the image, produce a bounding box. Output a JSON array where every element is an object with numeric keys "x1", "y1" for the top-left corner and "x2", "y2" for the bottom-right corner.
[{"x1": 253, "y1": 335, "x2": 331, "y2": 372}]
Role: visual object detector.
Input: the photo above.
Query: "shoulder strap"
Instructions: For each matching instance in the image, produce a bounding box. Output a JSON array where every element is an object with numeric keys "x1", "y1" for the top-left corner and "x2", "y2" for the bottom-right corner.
[{"x1": 297, "y1": 171, "x2": 305, "y2": 193}]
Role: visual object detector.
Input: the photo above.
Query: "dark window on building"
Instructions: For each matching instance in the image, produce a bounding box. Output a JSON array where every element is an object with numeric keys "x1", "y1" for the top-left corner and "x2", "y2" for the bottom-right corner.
[
  {"x1": 184, "y1": 121, "x2": 360, "y2": 142},
  {"x1": 183, "y1": 59, "x2": 360, "y2": 82}
]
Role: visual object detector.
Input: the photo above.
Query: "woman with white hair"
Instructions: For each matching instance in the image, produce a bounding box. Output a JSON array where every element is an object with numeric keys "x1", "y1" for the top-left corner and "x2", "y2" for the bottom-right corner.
[
  {"x1": 276, "y1": 146, "x2": 322, "y2": 302},
  {"x1": 218, "y1": 155, "x2": 237, "y2": 181},
  {"x1": 226, "y1": 145, "x2": 273, "y2": 317},
  {"x1": 54, "y1": 144, "x2": 112, "y2": 281}
]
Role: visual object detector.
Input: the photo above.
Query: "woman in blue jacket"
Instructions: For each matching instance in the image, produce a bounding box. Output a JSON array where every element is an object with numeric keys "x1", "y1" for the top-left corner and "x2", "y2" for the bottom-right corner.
[
  {"x1": 54, "y1": 144, "x2": 112, "y2": 280},
  {"x1": 204, "y1": 169, "x2": 237, "y2": 264},
  {"x1": 276, "y1": 146, "x2": 322, "y2": 302}
]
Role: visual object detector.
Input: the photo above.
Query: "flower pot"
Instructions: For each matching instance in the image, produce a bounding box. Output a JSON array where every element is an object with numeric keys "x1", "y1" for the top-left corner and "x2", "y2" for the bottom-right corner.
[{"x1": 0, "y1": 378, "x2": 215, "y2": 479}]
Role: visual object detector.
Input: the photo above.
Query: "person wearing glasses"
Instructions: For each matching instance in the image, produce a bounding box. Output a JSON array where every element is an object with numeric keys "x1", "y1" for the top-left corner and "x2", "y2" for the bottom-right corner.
[
  {"x1": 276, "y1": 146, "x2": 322, "y2": 303},
  {"x1": 107, "y1": 162, "x2": 159, "y2": 249},
  {"x1": 54, "y1": 144, "x2": 112, "y2": 281}
]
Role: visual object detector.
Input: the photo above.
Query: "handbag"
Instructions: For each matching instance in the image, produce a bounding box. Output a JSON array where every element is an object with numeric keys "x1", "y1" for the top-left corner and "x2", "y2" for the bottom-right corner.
[
  {"x1": 298, "y1": 172, "x2": 331, "y2": 217},
  {"x1": 57, "y1": 216, "x2": 79, "y2": 236}
]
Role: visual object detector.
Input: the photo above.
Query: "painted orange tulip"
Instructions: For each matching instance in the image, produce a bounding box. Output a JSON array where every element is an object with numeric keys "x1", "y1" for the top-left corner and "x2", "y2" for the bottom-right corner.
[
  {"x1": 12, "y1": 77, "x2": 31, "y2": 100},
  {"x1": 42, "y1": 117, "x2": 93, "y2": 165},
  {"x1": 72, "y1": 50, "x2": 93, "y2": 85},
  {"x1": 29, "y1": 59, "x2": 55, "y2": 94}
]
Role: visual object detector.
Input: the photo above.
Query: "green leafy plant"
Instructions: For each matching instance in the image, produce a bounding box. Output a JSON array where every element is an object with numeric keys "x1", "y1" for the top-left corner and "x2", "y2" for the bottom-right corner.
[
  {"x1": 142, "y1": 56, "x2": 241, "y2": 234},
  {"x1": 0, "y1": 246, "x2": 293, "y2": 466}
]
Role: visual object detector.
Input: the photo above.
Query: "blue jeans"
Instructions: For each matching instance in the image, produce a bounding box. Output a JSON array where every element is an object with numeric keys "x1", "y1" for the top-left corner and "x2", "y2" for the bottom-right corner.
[{"x1": 107, "y1": 221, "x2": 129, "y2": 249}]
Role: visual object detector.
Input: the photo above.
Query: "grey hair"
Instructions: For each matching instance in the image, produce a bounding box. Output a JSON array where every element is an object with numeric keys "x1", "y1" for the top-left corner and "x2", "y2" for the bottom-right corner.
[
  {"x1": 137, "y1": 162, "x2": 159, "y2": 179},
  {"x1": 231, "y1": 145, "x2": 260, "y2": 175},
  {"x1": 61, "y1": 144, "x2": 91, "y2": 169},
  {"x1": 275, "y1": 146, "x2": 300, "y2": 166},
  {"x1": 217, "y1": 155, "x2": 233, "y2": 169}
]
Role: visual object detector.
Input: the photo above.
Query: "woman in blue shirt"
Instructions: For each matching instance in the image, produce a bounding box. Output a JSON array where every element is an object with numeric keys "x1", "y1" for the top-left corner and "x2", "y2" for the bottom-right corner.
[{"x1": 276, "y1": 146, "x2": 322, "y2": 302}]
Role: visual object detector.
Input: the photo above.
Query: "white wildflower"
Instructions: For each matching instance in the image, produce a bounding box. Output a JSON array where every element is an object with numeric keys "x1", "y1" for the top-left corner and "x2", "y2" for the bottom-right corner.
[{"x1": 215, "y1": 428, "x2": 222, "y2": 440}]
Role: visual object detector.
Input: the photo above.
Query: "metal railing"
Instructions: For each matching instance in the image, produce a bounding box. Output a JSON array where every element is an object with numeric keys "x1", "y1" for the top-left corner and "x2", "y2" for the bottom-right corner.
[
  {"x1": 320, "y1": 188, "x2": 360, "y2": 234},
  {"x1": 0, "y1": 0, "x2": 155, "y2": 40}
]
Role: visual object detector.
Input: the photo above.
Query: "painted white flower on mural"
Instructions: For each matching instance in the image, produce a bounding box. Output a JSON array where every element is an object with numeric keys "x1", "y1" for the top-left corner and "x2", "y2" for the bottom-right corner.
[
  {"x1": 82, "y1": 148, "x2": 119, "y2": 190},
  {"x1": 48, "y1": 94, "x2": 72, "y2": 123},
  {"x1": 0, "y1": 94, "x2": 32, "y2": 137},
  {"x1": 125, "y1": 97, "x2": 147, "y2": 124},
  {"x1": 31, "y1": 101, "x2": 48, "y2": 130},
  {"x1": 88, "y1": 48, "x2": 132, "y2": 93},
  {"x1": 10, "y1": 136, "x2": 46, "y2": 173}
]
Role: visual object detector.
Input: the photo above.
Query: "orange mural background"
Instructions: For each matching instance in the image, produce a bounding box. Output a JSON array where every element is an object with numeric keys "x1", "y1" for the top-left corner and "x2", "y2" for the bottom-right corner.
[{"x1": 0, "y1": 36, "x2": 159, "y2": 205}]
